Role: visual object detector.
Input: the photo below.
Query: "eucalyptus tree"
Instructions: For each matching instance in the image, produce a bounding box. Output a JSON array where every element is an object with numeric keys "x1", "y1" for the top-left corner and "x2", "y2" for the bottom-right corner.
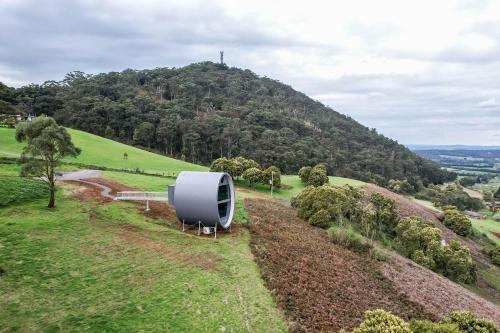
[{"x1": 15, "y1": 116, "x2": 81, "y2": 208}]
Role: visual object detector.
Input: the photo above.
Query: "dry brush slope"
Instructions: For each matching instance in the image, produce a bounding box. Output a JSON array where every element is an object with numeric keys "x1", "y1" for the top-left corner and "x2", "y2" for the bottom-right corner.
[
  {"x1": 245, "y1": 198, "x2": 500, "y2": 332},
  {"x1": 380, "y1": 250, "x2": 500, "y2": 324},
  {"x1": 362, "y1": 184, "x2": 500, "y2": 312},
  {"x1": 361, "y1": 184, "x2": 485, "y2": 261},
  {"x1": 245, "y1": 199, "x2": 429, "y2": 332}
]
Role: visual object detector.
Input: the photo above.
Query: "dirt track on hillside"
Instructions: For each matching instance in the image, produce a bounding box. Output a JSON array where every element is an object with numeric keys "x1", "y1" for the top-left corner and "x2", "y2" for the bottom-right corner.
[{"x1": 245, "y1": 199, "x2": 429, "y2": 332}]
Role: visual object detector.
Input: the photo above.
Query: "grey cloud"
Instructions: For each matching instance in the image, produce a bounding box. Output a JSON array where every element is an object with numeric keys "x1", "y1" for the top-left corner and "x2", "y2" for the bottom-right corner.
[{"x1": 0, "y1": 0, "x2": 499, "y2": 144}]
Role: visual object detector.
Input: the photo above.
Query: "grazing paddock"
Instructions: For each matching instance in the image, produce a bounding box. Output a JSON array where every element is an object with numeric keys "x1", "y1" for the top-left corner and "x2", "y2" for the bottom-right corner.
[{"x1": 0, "y1": 187, "x2": 286, "y2": 332}]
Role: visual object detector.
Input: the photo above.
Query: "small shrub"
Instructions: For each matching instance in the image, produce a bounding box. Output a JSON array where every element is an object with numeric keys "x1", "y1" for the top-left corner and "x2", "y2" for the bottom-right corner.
[
  {"x1": 372, "y1": 249, "x2": 386, "y2": 262},
  {"x1": 262, "y1": 166, "x2": 281, "y2": 189},
  {"x1": 307, "y1": 165, "x2": 329, "y2": 187},
  {"x1": 298, "y1": 166, "x2": 312, "y2": 183},
  {"x1": 343, "y1": 308, "x2": 499, "y2": 333},
  {"x1": 309, "y1": 209, "x2": 332, "y2": 228},
  {"x1": 493, "y1": 213, "x2": 500, "y2": 222},
  {"x1": 443, "y1": 311, "x2": 499, "y2": 333},
  {"x1": 438, "y1": 240, "x2": 476, "y2": 284},
  {"x1": 369, "y1": 192, "x2": 398, "y2": 235},
  {"x1": 292, "y1": 185, "x2": 356, "y2": 223},
  {"x1": 414, "y1": 187, "x2": 439, "y2": 201},
  {"x1": 443, "y1": 210, "x2": 472, "y2": 237},
  {"x1": 409, "y1": 320, "x2": 460, "y2": 333},
  {"x1": 394, "y1": 216, "x2": 442, "y2": 261},
  {"x1": 211, "y1": 156, "x2": 260, "y2": 179},
  {"x1": 388, "y1": 179, "x2": 415, "y2": 194},
  {"x1": 242, "y1": 167, "x2": 262, "y2": 187},
  {"x1": 411, "y1": 250, "x2": 436, "y2": 270},
  {"x1": 394, "y1": 217, "x2": 476, "y2": 283},
  {"x1": 330, "y1": 226, "x2": 372, "y2": 253},
  {"x1": 433, "y1": 184, "x2": 484, "y2": 211},
  {"x1": 350, "y1": 309, "x2": 411, "y2": 333},
  {"x1": 490, "y1": 245, "x2": 500, "y2": 266}
]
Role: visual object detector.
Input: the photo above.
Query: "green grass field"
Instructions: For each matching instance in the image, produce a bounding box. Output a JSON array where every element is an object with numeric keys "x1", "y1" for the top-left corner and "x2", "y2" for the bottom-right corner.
[
  {"x1": 0, "y1": 127, "x2": 207, "y2": 174},
  {"x1": 0, "y1": 162, "x2": 21, "y2": 176},
  {"x1": 0, "y1": 176, "x2": 49, "y2": 206},
  {"x1": 0, "y1": 185, "x2": 286, "y2": 332},
  {"x1": 235, "y1": 175, "x2": 365, "y2": 201},
  {"x1": 471, "y1": 217, "x2": 500, "y2": 245}
]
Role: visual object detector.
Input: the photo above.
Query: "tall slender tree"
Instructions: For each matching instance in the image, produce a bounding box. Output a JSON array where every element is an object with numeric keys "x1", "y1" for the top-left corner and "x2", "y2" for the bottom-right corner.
[{"x1": 15, "y1": 116, "x2": 81, "y2": 208}]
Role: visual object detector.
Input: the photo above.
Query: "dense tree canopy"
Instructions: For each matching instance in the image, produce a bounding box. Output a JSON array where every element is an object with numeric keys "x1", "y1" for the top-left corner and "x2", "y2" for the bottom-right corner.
[{"x1": 2, "y1": 62, "x2": 452, "y2": 185}]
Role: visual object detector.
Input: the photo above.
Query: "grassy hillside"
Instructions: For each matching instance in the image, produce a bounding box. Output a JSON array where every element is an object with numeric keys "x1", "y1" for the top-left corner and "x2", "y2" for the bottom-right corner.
[
  {"x1": 0, "y1": 127, "x2": 291, "y2": 331},
  {"x1": 0, "y1": 191, "x2": 286, "y2": 332},
  {"x1": 0, "y1": 127, "x2": 207, "y2": 174}
]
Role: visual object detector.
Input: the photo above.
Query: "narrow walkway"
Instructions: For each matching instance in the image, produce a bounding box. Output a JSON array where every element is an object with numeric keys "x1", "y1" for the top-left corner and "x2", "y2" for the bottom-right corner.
[
  {"x1": 59, "y1": 170, "x2": 115, "y2": 199},
  {"x1": 77, "y1": 179, "x2": 115, "y2": 199}
]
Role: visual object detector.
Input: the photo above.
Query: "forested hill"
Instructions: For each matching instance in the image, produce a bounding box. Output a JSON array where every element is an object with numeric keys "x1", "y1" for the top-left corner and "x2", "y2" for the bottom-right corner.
[{"x1": 0, "y1": 62, "x2": 451, "y2": 186}]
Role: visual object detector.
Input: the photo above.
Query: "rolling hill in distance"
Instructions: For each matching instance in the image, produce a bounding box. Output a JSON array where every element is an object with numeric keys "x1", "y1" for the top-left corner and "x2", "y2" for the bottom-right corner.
[
  {"x1": 408, "y1": 144, "x2": 500, "y2": 151},
  {"x1": 0, "y1": 62, "x2": 452, "y2": 187}
]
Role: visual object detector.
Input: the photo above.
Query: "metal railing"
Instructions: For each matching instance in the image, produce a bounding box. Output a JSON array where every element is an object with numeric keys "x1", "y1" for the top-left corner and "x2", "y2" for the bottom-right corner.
[{"x1": 115, "y1": 191, "x2": 168, "y2": 201}]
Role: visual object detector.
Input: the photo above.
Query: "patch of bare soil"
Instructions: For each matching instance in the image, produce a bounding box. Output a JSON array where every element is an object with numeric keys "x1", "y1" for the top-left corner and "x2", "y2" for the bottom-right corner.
[
  {"x1": 245, "y1": 199, "x2": 430, "y2": 333},
  {"x1": 362, "y1": 184, "x2": 500, "y2": 303},
  {"x1": 492, "y1": 232, "x2": 500, "y2": 239},
  {"x1": 63, "y1": 180, "x2": 113, "y2": 203},
  {"x1": 381, "y1": 250, "x2": 500, "y2": 325},
  {"x1": 86, "y1": 177, "x2": 135, "y2": 194}
]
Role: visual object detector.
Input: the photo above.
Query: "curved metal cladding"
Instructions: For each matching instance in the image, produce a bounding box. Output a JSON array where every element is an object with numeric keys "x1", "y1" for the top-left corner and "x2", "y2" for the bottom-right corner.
[{"x1": 172, "y1": 171, "x2": 235, "y2": 229}]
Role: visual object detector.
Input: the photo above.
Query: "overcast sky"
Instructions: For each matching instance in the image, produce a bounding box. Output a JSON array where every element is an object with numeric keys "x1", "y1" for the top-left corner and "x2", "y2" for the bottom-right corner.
[{"x1": 1, "y1": 0, "x2": 499, "y2": 145}]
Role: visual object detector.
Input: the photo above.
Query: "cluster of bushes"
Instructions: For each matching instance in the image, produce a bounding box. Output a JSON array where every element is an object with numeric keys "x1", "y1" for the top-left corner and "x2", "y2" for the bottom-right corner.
[
  {"x1": 291, "y1": 185, "x2": 364, "y2": 228},
  {"x1": 483, "y1": 245, "x2": 500, "y2": 266},
  {"x1": 395, "y1": 216, "x2": 476, "y2": 284},
  {"x1": 415, "y1": 183, "x2": 483, "y2": 211},
  {"x1": 442, "y1": 208, "x2": 473, "y2": 237},
  {"x1": 298, "y1": 164, "x2": 329, "y2": 187},
  {"x1": 210, "y1": 157, "x2": 281, "y2": 188},
  {"x1": 387, "y1": 178, "x2": 422, "y2": 194},
  {"x1": 459, "y1": 174, "x2": 496, "y2": 187},
  {"x1": 291, "y1": 184, "x2": 398, "y2": 254},
  {"x1": 292, "y1": 185, "x2": 476, "y2": 284},
  {"x1": 342, "y1": 309, "x2": 498, "y2": 333}
]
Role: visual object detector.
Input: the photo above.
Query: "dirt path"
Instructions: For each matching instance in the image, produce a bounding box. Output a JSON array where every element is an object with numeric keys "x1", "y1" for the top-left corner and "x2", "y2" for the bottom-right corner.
[
  {"x1": 58, "y1": 169, "x2": 102, "y2": 180},
  {"x1": 59, "y1": 170, "x2": 116, "y2": 200}
]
